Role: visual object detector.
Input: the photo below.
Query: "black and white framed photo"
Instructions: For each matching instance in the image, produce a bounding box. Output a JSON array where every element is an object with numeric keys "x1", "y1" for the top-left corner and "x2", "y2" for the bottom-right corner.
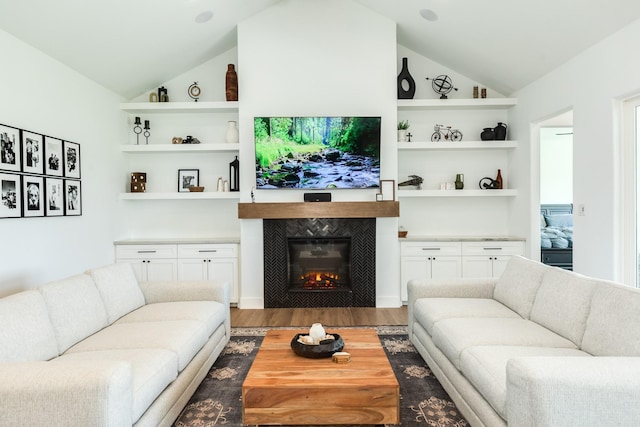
[
  {"x1": 44, "y1": 136, "x2": 63, "y2": 177},
  {"x1": 22, "y1": 131, "x2": 44, "y2": 175},
  {"x1": 63, "y1": 140, "x2": 80, "y2": 179},
  {"x1": 0, "y1": 173, "x2": 22, "y2": 218},
  {"x1": 23, "y1": 175, "x2": 44, "y2": 217},
  {"x1": 178, "y1": 169, "x2": 199, "y2": 192},
  {"x1": 45, "y1": 177, "x2": 64, "y2": 217},
  {"x1": 0, "y1": 124, "x2": 21, "y2": 172},
  {"x1": 64, "y1": 180, "x2": 81, "y2": 216}
]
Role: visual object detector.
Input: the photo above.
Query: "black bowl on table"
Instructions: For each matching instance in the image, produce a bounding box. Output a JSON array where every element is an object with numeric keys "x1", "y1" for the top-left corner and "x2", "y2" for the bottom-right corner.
[{"x1": 290, "y1": 333, "x2": 344, "y2": 358}]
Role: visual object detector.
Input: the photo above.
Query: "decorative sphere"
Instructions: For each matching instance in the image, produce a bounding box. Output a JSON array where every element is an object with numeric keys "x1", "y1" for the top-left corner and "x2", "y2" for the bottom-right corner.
[{"x1": 431, "y1": 75, "x2": 454, "y2": 95}]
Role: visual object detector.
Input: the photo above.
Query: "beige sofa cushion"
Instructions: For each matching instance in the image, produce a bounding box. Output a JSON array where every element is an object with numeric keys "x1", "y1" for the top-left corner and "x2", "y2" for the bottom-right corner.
[
  {"x1": 414, "y1": 298, "x2": 521, "y2": 335},
  {"x1": 0, "y1": 290, "x2": 59, "y2": 362},
  {"x1": 39, "y1": 274, "x2": 108, "y2": 353},
  {"x1": 530, "y1": 268, "x2": 596, "y2": 347},
  {"x1": 493, "y1": 256, "x2": 547, "y2": 318},
  {"x1": 88, "y1": 263, "x2": 145, "y2": 323},
  {"x1": 55, "y1": 349, "x2": 178, "y2": 423},
  {"x1": 432, "y1": 317, "x2": 577, "y2": 369},
  {"x1": 581, "y1": 281, "x2": 640, "y2": 356},
  {"x1": 460, "y1": 345, "x2": 591, "y2": 418}
]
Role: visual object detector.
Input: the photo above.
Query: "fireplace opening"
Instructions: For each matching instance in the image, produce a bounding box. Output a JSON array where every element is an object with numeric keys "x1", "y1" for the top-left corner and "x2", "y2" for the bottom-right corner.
[{"x1": 288, "y1": 238, "x2": 351, "y2": 292}]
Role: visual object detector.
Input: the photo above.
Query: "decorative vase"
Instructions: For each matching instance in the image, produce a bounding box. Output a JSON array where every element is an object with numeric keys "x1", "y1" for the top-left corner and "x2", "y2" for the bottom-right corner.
[
  {"x1": 397, "y1": 57, "x2": 416, "y2": 99},
  {"x1": 229, "y1": 156, "x2": 240, "y2": 192},
  {"x1": 495, "y1": 122, "x2": 507, "y2": 140},
  {"x1": 455, "y1": 174, "x2": 464, "y2": 190},
  {"x1": 225, "y1": 64, "x2": 238, "y2": 101},
  {"x1": 496, "y1": 169, "x2": 503, "y2": 189},
  {"x1": 309, "y1": 323, "x2": 326, "y2": 344},
  {"x1": 481, "y1": 128, "x2": 496, "y2": 141},
  {"x1": 397, "y1": 130, "x2": 407, "y2": 142},
  {"x1": 225, "y1": 121, "x2": 239, "y2": 144}
]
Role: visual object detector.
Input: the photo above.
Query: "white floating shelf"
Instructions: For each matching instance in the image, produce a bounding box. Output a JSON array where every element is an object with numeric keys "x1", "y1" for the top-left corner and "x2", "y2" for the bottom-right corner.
[
  {"x1": 397, "y1": 98, "x2": 517, "y2": 110},
  {"x1": 397, "y1": 141, "x2": 517, "y2": 150},
  {"x1": 398, "y1": 189, "x2": 518, "y2": 198},
  {"x1": 119, "y1": 192, "x2": 241, "y2": 201},
  {"x1": 120, "y1": 101, "x2": 239, "y2": 113},
  {"x1": 120, "y1": 143, "x2": 239, "y2": 153}
]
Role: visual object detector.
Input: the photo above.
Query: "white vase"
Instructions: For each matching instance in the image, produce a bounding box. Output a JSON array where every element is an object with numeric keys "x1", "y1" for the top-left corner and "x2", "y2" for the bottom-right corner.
[
  {"x1": 397, "y1": 130, "x2": 407, "y2": 142},
  {"x1": 309, "y1": 323, "x2": 326, "y2": 344},
  {"x1": 225, "y1": 120, "x2": 239, "y2": 144}
]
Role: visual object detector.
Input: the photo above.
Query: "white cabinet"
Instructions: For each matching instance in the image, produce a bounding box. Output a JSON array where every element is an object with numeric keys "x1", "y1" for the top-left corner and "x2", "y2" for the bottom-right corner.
[
  {"x1": 177, "y1": 244, "x2": 239, "y2": 303},
  {"x1": 400, "y1": 241, "x2": 462, "y2": 301},
  {"x1": 115, "y1": 244, "x2": 178, "y2": 281},
  {"x1": 461, "y1": 241, "x2": 524, "y2": 278}
]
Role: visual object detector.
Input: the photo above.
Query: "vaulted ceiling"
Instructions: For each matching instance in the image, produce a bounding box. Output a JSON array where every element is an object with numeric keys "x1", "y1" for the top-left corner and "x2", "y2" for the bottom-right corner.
[{"x1": 1, "y1": 0, "x2": 639, "y2": 99}]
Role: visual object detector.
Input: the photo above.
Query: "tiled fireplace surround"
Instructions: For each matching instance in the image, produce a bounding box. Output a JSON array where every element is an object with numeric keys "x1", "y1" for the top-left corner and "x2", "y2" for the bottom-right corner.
[{"x1": 263, "y1": 217, "x2": 376, "y2": 308}]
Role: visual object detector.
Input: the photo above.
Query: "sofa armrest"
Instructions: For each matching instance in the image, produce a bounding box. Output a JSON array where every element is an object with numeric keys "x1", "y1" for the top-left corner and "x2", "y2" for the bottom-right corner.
[
  {"x1": 506, "y1": 357, "x2": 640, "y2": 427},
  {"x1": 0, "y1": 360, "x2": 133, "y2": 427},
  {"x1": 139, "y1": 280, "x2": 230, "y2": 305},
  {"x1": 407, "y1": 278, "x2": 497, "y2": 337}
]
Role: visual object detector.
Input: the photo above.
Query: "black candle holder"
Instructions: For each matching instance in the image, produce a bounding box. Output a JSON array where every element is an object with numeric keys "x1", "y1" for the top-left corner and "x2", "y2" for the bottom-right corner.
[
  {"x1": 133, "y1": 116, "x2": 142, "y2": 145},
  {"x1": 143, "y1": 120, "x2": 150, "y2": 145}
]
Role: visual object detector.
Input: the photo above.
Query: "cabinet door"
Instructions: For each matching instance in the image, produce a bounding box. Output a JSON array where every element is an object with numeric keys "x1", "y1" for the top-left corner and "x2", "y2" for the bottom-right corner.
[
  {"x1": 177, "y1": 258, "x2": 209, "y2": 281},
  {"x1": 430, "y1": 256, "x2": 462, "y2": 280},
  {"x1": 400, "y1": 256, "x2": 430, "y2": 302},
  {"x1": 146, "y1": 259, "x2": 178, "y2": 281},
  {"x1": 462, "y1": 256, "x2": 494, "y2": 278},
  {"x1": 208, "y1": 258, "x2": 239, "y2": 303},
  {"x1": 491, "y1": 256, "x2": 512, "y2": 277}
]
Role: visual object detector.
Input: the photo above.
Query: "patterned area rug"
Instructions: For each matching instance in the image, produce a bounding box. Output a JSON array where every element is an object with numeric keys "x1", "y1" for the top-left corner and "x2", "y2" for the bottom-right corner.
[{"x1": 173, "y1": 326, "x2": 468, "y2": 427}]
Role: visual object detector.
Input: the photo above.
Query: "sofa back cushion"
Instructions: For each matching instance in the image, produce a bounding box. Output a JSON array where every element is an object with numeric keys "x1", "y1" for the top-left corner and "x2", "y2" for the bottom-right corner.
[
  {"x1": 581, "y1": 280, "x2": 640, "y2": 356},
  {"x1": 493, "y1": 256, "x2": 547, "y2": 318},
  {"x1": 39, "y1": 274, "x2": 109, "y2": 354},
  {"x1": 88, "y1": 263, "x2": 145, "y2": 324},
  {"x1": 0, "y1": 290, "x2": 59, "y2": 361},
  {"x1": 530, "y1": 267, "x2": 596, "y2": 346}
]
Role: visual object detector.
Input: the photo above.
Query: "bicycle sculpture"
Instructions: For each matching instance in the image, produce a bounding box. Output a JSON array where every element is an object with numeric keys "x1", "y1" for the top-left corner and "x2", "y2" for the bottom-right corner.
[{"x1": 431, "y1": 124, "x2": 463, "y2": 142}]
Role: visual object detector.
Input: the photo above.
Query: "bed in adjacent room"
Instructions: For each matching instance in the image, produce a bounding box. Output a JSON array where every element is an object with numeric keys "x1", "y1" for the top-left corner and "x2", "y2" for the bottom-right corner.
[{"x1": 540, "y1": 204, "x2": 573, "y2": 270}]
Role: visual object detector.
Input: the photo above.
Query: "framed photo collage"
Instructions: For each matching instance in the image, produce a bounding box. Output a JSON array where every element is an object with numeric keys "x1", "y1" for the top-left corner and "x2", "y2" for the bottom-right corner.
[{"x1": 0, "y1": 123, "x2": 81, "y2": 219}]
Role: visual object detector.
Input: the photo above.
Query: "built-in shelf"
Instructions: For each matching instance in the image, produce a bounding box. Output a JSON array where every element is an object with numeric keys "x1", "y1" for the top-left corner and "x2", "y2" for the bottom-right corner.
[
  {"x1": 397, "y1": 141, "x2": 517, "y2": 150},
  {"x1": 397, "y1": 98, "x2": 517, "y2": 110},
  {"x1": 398, "y1": 189, "x2": 518, "y2": 198},
  {"x1": 120, "y1": 101, "x2": 239, "y2": 113},
  {"x1": 120, "y1": 143, "x2": 239, "y2": 153},
  {"x1": 119, "y1": 192, "x2": 241, "y2": 201},
  {"x1": 238, "y1": 201, "x2": 400, "y2": 219}
]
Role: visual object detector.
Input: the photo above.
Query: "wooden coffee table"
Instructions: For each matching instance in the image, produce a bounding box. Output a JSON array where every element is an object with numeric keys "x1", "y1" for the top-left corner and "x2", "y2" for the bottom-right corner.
[{"x1": 242, "y1": 328, "x2": 399, "y2": 425}]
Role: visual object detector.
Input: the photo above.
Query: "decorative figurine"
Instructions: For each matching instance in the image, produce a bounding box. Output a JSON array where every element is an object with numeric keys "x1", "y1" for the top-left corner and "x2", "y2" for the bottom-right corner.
[
  {"x1": 143, "y1": 120, "x2": 150, "y2": 145},
  {"x1": 133, "y1": 117, "x2": 142, "y2": 145},
  {"x1": 431, "y1": 124, "x2": 463, "y2": 142},
  {"x1": 188, "y1": 82, "x2": 201, "y2": 102},
  {"x1": 398, "y1": 175, "x2": 424, "y2": 189},
  {"x1": 426, "y1": 74, "x2": 458, "y2": 99},
  {"x1": 158, "y1": 86, "x2": 169, "y2": 102}
]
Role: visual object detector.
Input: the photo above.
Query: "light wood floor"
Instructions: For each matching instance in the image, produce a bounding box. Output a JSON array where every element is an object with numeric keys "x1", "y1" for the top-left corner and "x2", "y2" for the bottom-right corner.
[{"x1": 231, "y1": 306, "x2": 408, "y2": 327}]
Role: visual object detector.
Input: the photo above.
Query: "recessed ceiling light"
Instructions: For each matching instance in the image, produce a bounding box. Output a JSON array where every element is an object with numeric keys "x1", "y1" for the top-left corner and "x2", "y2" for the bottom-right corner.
[
  {"x1": 195, "y1": 10, "x2": 213, "y2": 24},
  {"x1": 419, "y1": 9, "x2": 438, "y2": 22}
]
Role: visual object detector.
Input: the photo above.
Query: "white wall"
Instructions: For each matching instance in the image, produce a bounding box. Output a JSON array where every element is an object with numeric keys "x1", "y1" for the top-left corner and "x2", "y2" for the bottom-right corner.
[
  {"x1": 237, "y1": 0, "x2": 398, "y2": 307},
  {"x1": 510, "y1": 18, "x2": 640, "y2": 281},
  {"x1": 0, "y1": 29, "x2": 123, "y2": 297}
]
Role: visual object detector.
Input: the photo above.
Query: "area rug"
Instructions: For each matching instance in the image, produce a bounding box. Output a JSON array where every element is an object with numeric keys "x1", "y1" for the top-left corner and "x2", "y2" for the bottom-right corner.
[{"x1": 173, "y1": 326, "x2": 468, "y2": 427}]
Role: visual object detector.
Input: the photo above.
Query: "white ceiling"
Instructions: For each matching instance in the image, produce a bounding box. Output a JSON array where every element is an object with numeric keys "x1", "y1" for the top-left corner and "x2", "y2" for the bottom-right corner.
[{"x1": 1, "y1": 0, "x2": 639, "y2": 99}]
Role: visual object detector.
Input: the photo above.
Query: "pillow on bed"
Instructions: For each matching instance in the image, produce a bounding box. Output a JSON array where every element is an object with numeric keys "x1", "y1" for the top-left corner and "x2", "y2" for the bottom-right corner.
[
  {"x1": 544, "y1": 214, "x2": 573, "y2": 228},
  {"x1": 540, "y1": 214, "x2": 547, "y2": 228}
]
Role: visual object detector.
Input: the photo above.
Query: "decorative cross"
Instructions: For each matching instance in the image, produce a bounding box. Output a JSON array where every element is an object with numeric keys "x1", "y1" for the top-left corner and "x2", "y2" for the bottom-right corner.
[{"x1": 406, "y1": 132, "x2": 412, "y2": 142}]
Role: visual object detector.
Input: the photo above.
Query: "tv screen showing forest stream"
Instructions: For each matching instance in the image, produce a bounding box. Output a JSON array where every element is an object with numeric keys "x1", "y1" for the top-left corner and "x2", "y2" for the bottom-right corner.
[{"x1": 254, "y1": 116, "x2": 381, "y2": 190}]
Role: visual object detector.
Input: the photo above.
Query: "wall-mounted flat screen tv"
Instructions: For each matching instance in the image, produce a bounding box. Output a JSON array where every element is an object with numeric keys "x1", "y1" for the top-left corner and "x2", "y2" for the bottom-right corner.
[{"x1": 254, "y1": 116, "x2": 381, "y2": 190}]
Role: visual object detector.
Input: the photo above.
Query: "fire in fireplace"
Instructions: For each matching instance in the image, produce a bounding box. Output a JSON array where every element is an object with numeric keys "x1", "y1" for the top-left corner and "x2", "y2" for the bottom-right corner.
[{"x1": 288, "y1": 238, "x2": 351, "y2": 291}]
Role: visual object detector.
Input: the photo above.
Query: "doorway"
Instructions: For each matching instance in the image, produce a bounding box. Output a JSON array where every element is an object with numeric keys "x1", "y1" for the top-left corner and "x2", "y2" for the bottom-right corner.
[{"x1": 622, "y1": 95, "x2": 640, "y2": 287}]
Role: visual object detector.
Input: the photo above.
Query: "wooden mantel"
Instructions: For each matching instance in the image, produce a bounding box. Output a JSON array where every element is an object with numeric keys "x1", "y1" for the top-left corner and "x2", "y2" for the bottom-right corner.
[{"x1": 238, "y1": 201, "x2": 399, "y2": 219}]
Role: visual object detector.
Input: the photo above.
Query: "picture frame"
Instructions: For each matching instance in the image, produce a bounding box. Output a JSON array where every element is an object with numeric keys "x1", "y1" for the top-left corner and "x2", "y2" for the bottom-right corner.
[
  {"x1": 45, "y1": 177, "x2": 64, "y2": 216},
  {"x1": 64, "y1": 179, "x2": 81, "y2": 216},
  {"x1": 63, "y1": 140, "x2": 81, "y2": 179},
  {"x1": 44, "y1": 136, "x2": 63, "y2": 177},
  {"x1": 0, "y1": 173, "x2": 22, "y2": 218},
  {"x1": 0, "y1": 124, "x2": 21, "y2": 172},
  {"x1": 22, "y1": 175, "x2": 44, "y2": 217},
  {"x1": 178, "y1": 169, "x2": 199, "y2": 192},
  {"x1": 380, "y1": 179, "x2": 395, "y2": 201},
  {"x1": 22, "y1": 131, "x2": 44, "y2": 175}
]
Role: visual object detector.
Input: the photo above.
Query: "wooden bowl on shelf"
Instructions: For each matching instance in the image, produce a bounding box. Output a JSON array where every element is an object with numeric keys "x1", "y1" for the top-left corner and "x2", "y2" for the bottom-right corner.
[
  {"x1": 189, "y1": 186, "x2": 205, "y2": 192},
  {"x1": 398, "y1": 230, "x2": 408, "y2": 238}
]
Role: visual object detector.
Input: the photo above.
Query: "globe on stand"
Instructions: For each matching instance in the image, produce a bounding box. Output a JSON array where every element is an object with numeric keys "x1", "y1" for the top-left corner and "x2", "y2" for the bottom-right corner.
[{"x1": 426, "y1": 75, "x2": 458, "y2": 99}]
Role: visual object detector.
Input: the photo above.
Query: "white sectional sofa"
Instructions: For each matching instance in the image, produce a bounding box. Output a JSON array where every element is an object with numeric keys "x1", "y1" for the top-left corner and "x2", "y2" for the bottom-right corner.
[
  {"x1": 408, "y1": 255, "x2": 640, "y2": 427},
  {"x1": 0, "y1": 262, "x2": 230, "y2": 427}
]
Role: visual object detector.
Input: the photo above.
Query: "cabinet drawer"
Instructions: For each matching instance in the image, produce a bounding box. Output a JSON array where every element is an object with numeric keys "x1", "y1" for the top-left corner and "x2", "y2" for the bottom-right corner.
[
  {"x1": 401, "y1": 241, "x2": 462, "y2": 257},
  {"x1": 461, "y1": 241, "x2": 524, "y2": 256},
  {"x1": 115, "y1": 244, "x2": 177, "y2": 259},
  {"x1": 178, "y1": 244, "x2": 237, "y2": 258}
]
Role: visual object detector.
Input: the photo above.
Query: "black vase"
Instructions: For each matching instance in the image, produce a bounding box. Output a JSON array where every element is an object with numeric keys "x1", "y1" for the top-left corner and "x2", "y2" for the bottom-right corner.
[
  {"x1": 481, "y1": 128, "x2": 496, "y2": 141},
  {"x1": 495, "y1": 122, "x2": 507, "y2": 140},
  {"x1": 397, "y1": 57, "x2": 416, "y2": 99}
]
